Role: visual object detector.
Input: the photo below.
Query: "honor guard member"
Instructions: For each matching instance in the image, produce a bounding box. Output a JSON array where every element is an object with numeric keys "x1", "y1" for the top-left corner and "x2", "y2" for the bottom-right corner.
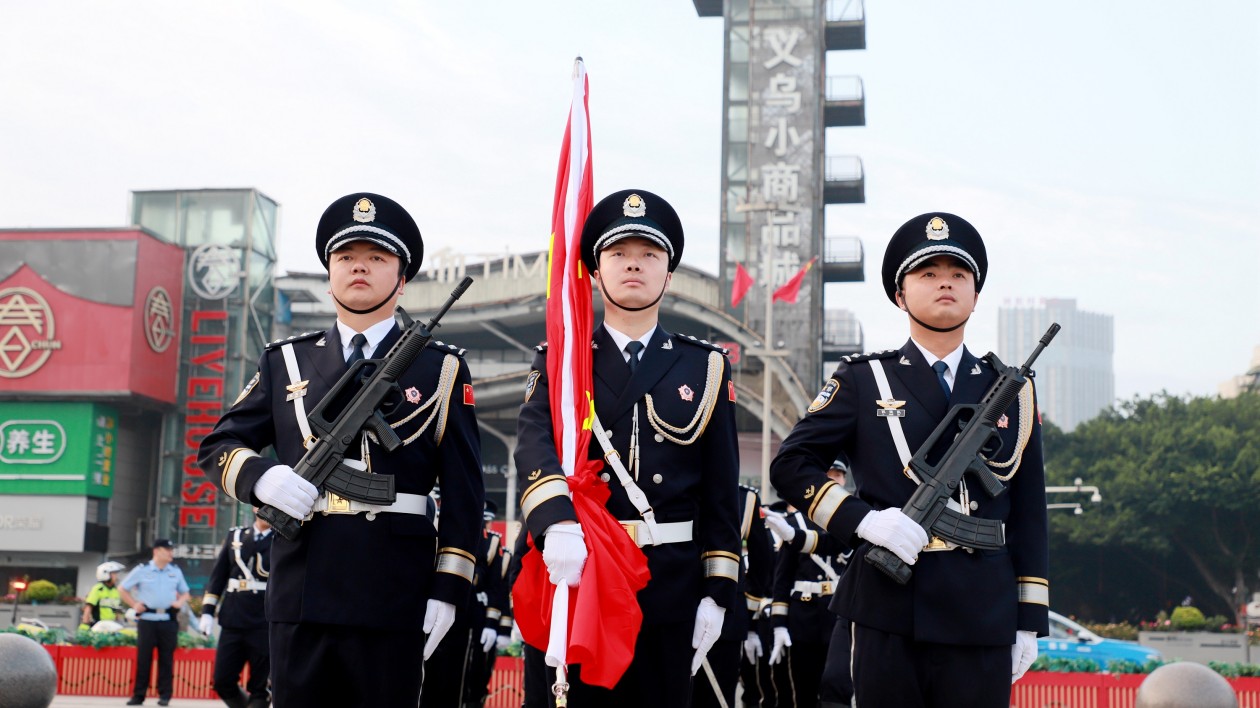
[
  {"x1": 692, "y1": 484, "x2": 774, "y2": 708},
  {"x1": 198, "y1": 510, "x2": 274, "y2": 708},
  {"x1": 81, "y1": 561, "x2": 126, "y2": 630},
  {"x1": 466, "y1": 501, "x2": 510, "y2": 707},
  {"x1": 770, "y1": 213, "x2": 1049, "y2": 708},
  {"x1": 514, "y1": 189, "x2": 742, "y2": 707},
  {"x1": 119, "y1": 539, "x2": 192, "y2": 706},
  {"x1": 765, "y1": 461, "x2": 853, "y2": 708},
  {"x1": 199, "y1": 193, "x2": 485, "y2": 708}
]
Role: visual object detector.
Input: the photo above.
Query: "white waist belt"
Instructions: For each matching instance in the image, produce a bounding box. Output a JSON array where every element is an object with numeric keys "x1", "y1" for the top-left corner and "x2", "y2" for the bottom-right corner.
[
  {"x1": 225, "y1": 579, "x2": 268, "y2": 592},
  {"x1": 619, "y1": 520, "x2": 693, "y2": 548},
  {"x1": 309, "y1": 492, "x2": 431, "y2": 520},
  {"x1": 792, "y1": 580, "x2": 835, "y2": 597}
]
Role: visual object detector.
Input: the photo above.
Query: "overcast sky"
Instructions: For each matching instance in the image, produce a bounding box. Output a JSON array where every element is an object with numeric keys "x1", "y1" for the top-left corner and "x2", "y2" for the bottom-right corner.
[{"x1": 2, "y1": 1, "x2": 1255, "y2": 403}]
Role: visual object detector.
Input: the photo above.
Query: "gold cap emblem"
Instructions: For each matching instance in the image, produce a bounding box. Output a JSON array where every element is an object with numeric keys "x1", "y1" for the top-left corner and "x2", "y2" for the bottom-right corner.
[
  {"x1": 926, "y1": 216, "x2": 948, "y2": 241},
  {"x1": 623, "y1": 194, "x2": 646, "y2": 218},
  {"x1": 353, "y1": 198, "x2": 376, "y2": 223}
]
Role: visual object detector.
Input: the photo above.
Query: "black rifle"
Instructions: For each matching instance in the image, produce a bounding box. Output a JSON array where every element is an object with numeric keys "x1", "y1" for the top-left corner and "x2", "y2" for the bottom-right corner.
[
  {"x1": 259, "y1": 276, "x2": 474, "y2": 540},
  {"x1": 865, "y1": 323, "x2": 1060, "y2": 584}
]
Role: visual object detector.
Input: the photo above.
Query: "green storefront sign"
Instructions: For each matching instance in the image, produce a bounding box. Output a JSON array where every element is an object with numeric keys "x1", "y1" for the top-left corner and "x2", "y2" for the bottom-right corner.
[{"x1": 0, "y1": 402, "x2": 116, "y2": 497}]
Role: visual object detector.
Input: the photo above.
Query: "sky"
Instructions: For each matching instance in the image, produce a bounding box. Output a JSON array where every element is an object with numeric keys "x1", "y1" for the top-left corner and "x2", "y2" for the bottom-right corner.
[{"x1": 1, "y1": 1, "x2": 1256, "y2": 403}]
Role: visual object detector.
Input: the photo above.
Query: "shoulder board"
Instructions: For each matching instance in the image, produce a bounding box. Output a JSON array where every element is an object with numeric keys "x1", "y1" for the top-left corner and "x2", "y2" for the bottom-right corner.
[
  {"x1": 675, "y1": 334, "x2": 728, "y2": 355},
  {"x1": 229, "y1": 525, "x2": 245, "y2": 532},
  {"x1": 535, "y1": 341, "x2": 548, "y2": 352},
  {"x1": 265, "y1": 331, "x2": 322, "y2": 350},
  {"x1": 432, "y1": 340, "x2": 466, "y2": 357},
  {"x1": 840, "y1": 349, "x2": 898, "y2": 364}
]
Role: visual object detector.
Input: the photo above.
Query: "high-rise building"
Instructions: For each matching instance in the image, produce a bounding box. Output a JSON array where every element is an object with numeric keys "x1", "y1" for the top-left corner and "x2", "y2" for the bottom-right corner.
[
  {"x1": 1219, "y1": 346, "x2": 1260, "y2": 398},
  {"x1": 998, "y1": 298, "x2": 1114, "y2": 432}
]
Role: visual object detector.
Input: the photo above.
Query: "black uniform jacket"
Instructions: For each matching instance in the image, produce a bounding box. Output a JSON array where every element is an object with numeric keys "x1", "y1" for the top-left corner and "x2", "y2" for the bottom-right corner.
[
  {"x1": 202, "y1": 525, "x2": 272, "y2": 630},
  {"x1": 771, "y1": 511, "x2": 848, "y2": 645},
  {"x1": 514, "y1": 325, "x2": 742, "y2": 623},
  {"x1": 199, "y1": 324, "x2": 485, "y2": 631},
  {"x1": 770, "y1": 341, "x2": 1049, "y2": 646}
]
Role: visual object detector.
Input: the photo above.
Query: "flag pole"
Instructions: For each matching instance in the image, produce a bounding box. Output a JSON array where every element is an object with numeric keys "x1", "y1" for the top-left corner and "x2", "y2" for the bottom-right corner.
[{"x1": 760, "y1": 227, "x2": 775, "y2": 497}]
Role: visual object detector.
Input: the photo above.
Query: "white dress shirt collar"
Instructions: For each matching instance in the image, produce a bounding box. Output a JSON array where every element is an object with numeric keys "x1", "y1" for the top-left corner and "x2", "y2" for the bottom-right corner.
[
  {"x1": 336, "y1": 317, "x2": 396, "y2": 361},
  {"x1": 910, "y1": 339, "x2": 965, "y2": 390},
  {"x1": 603, "y1": 323, "x2": 657, "y2": 363}
]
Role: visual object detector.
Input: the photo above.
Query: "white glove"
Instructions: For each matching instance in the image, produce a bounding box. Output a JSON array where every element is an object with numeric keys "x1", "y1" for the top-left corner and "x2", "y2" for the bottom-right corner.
[
  {"x1": 542, "y1": 523, "x2": 587, "y2": 587},
  {"x1": 197, "y1": 614, "x2": 214, "y2": 636},
  {"x1": 1011, "y1": 630, "x2": 1038, "y2": 682},
  {"x1": 124, "y1": 608, "x2": 138, "y2": 622},
  {"x1": 422, "y1": 599, "x2": 457, "y2": 660},
  {"x1": 743, "y1": 631, "x2": 763, "y2": 664},
  {"x1": 254, "y1": 464, "x2": 318, "y2": 519},
  {"x1": 690, "y1": 597, "x2": 726, "y2": 675},
  {"x1": 856, "y1": 508, "x2": 929, "y2": 566},
  {"x1": 769, "y1": 626, "x2": 792, "y2": 665},
  {"x1": 763, "y1": 512, "x2": 796, "y2": 543},
  {"x1": 480, "y1": 627, "x2": 497, "y2": 653},
  {"x1": 495, "y1": 635, "x2": 511, "y2": 652}
]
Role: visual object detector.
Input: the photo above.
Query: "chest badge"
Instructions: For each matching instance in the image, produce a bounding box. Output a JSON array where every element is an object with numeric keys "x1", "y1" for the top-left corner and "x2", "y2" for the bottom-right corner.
[
  {"x1": 876, "y1": 398, "x2": 906, "y2": 418},
  {"x1": 285, "y1": 380, "x2": 309, "y2": 402},
  {"x1": 997, "y1": 414, "x2": 1009, "y2": 429},
  {"x1": 678, "y1": 384, "x2": 695, "y2": 402},
  {"x1": 405, "y1": 387, "x2": 423, "y2": 404}
]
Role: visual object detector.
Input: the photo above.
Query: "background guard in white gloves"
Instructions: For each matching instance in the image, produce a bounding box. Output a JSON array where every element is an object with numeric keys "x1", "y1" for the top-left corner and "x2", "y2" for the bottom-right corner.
[
  {"x1": 197, "y1": 614, "x2": 214, "y2": 636},
  {"x1": 690, "y1": 597, "x2": 726, "y2": 675},
  {"x1": 542, "y1": 522, "x2": 587, "y2": 587},
  {"x1": 1011, "y1": 630, "x2": 1038, "y2": 682},
  {"x1": 423, "y1": 599, "x2": 457, "y2": 661},
  {"x1": 763, "y1": 511, "x2": 796, "y2": 544},
  {"x1": 480, "y1": 627, "x2": 497, "y2": 653},
  {"x1": 254, "y1": 464, "x2": 319, "y2": 519},
  {"x1": 769, "y1": 626, "x2": 792, "y2": 665},
  {"x1": 855, "y1": 507, "x2": 930, "y2": 565},
  {"x1": 743, "y1": 630, "x2": 763, "y2": 664}
]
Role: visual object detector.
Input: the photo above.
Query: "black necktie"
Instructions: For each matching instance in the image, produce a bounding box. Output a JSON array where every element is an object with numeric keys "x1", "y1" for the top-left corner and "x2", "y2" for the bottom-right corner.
[
  {"x1": 625, "y1": 341, "x2": 645, "y2": 375},
  {"x1": 932, "y1": 360, "x2": 951, "y2": 402},
  {"x1": 347, "y1": 333, "x2": 368, "y2": 365}
]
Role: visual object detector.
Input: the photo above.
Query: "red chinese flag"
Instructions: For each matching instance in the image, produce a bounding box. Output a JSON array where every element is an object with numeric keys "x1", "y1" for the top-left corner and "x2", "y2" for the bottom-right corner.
[
  {"x1": 771, "y1": 256, "x2": 818, "y2": 304},
  {"x1": 511, "y1": 59, "x2": 650, "y2": 690},
  {"x1": 730, "y1": 262, "x2": 754, "y2": 308}
]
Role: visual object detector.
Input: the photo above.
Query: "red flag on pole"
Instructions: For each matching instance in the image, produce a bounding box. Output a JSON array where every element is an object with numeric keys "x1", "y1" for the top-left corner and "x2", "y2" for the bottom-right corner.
[
  {"x1": 771, "y1": 256, "x2": 818, "y2": 304},
  {"x1": 512, "y1": 58, "x2": 650, "y2": 690},
  {"x1": 730, "y1": 262, "x2": 754, "y2": 308}
]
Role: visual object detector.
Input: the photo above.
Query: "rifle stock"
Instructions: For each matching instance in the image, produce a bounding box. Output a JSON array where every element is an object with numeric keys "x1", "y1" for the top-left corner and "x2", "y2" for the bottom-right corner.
[
  {"x1": 259, "y1": 276, "x2": 474, "y2": 540},
  {"x1": 866, "y1": 324, "x2": 1060, "y2": 584}
]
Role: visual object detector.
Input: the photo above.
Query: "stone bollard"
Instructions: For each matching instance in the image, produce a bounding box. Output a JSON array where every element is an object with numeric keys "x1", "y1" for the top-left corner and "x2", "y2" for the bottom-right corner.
[
  {"x1": 0, "y1": 633, "x2": 57, "y2": 708},
  {"x1": 1135, "y1": 661, "x2": 1238, "y2": 708}
]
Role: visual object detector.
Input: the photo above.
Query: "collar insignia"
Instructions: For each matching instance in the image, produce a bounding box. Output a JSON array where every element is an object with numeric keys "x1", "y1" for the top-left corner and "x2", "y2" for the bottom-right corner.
[
  {"x1": 405, "y1": 387, "x2": 422, "y2": 404},
  {"x1": 315, "y1": 337, "x2": 326, "y2": 347},
  {"x1": 623, "y1": 193, "x2": 646, "y2": 218},
  {"x1": 591, "y1": 341, "x2": 599, "y2": 350},
  {"x1": 662, "y1": 339, "x2": 673, "y2": 350},
  {"x1": 926, "y1": 216, "x2": 949, "y2": 241},
  {"x1": 971, "y1": 363, "x2": 982, "y2": 375},
  {"x1": 352, "y1": 198, "x2": 376, "y2": 223},
  {"x1": 899, "y1": 356, "x2": 912, "y2": 365},
  {"x1": 678, "y1": 384, "x2": 695, "y2": 402}
]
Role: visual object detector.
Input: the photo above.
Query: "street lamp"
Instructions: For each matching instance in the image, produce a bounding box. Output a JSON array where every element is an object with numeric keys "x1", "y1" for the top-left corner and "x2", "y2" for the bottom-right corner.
[
  {"x1": 1046, "y1": 477, "x2": 1102, "y2": 504},
  {"x1": 1047, "y1": 502, "x2": 1084, "y2": 515},
  {"x1": 10, "y1": 579, "x2": 27, "y2": 627}
]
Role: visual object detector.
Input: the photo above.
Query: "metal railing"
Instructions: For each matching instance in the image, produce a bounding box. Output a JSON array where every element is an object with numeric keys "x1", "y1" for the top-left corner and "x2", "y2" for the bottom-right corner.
[
  {"x1": 823, "y1": 236, "x2": 862, "y2": 264},
  {"x1": 825, "y1": 75, "x2": 864, "y2": 102},
  {"x1": 824, "y1": 155, "x2": 864, "y2": 182}
]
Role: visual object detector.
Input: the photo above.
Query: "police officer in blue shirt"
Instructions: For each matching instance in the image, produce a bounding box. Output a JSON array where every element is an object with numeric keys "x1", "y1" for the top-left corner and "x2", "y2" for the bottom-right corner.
[{"x1": 119, "y1": 538, "x2": 191, "y2": 706}]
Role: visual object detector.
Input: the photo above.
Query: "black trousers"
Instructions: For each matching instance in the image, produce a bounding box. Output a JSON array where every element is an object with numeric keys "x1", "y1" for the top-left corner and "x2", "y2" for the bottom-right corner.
[
  {"x1": 133, "y1": 619, "x2": 178, "y2": 700},
  {"x1": 270, "y1": 621, "x2": 424, "y2": 708},
  {"x1": 690, "y1": 636, "x2": 738, "y2": 708},
  {"x1": 419, "y1": 622, "x2": 474, "y2": 708},
  {"x1": 214, "y1": 626, "x2": 270, "y2": 703},
  {"x1": 526, "y1": 620, "x2": 695, "y2": 708},
  {"x1": 850, "y1": 623, "x2": 1011, "y2": 708},
  {"x1": 818, "y1": 620, "x2": 852, "y2": 706}
]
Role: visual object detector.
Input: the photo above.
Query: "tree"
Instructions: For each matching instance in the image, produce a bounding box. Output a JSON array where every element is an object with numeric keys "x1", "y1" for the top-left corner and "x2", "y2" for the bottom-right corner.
[{"x1": 1044, "y1": 392, "x2": 1260, "y2": 625}]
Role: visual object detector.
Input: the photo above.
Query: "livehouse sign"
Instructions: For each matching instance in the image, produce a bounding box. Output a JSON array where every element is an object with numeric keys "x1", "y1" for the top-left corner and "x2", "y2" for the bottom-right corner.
[
  {"x1": 188, "y1": 244, "x2": 241, "y2": 301},
  {"x1": 0, "y1": 286, "x2": 63, "y2": 378}
]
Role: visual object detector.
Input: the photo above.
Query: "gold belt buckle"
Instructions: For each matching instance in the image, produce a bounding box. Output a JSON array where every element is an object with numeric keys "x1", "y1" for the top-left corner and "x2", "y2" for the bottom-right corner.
[
  {"x1": 325, "y1": 493, "x2": 352, "y2": 514},
  {"x1": 820, "y1": 581, "x2": 833, "y2": 595},
  {"x1": 237, "y1": 579, "x2": 249, "y2": 591},
  {"x1": 924, "y1": 536, "x2": 957, "y2": 552},
  {"x1": 621, "y1": 522, "x2": 638, "y2": 546}
]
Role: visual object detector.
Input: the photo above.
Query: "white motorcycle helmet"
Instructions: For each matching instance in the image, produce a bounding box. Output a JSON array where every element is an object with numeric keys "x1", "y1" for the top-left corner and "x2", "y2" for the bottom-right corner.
[
  {"x1": 96, "y1": 561, "x2": 126, "y2": 582},
  {"x1": 91, "y1": 620, "x2": 125, "y2": 633}
]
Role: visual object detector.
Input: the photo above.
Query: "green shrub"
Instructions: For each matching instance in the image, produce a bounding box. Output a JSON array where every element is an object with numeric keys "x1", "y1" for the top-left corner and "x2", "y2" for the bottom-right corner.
[
  {"x1": 23, "y1": 579, "x2": 58, "y2": 603},
  {"x1": 1108, "y1": 658, "x2": 1164, "y2": 674},
  {"x1": 1083, "y1": 621, "x2": 1139, "y2": 641},
  {"x1": 1170, "y1": 606, "x2": 1207, "y2": 630}
]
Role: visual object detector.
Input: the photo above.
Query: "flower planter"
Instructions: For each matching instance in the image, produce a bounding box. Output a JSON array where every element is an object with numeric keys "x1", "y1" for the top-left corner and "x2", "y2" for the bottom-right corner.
[
  {"x1": 45, "y1": 646, "x2": 220, "y2": 699},
  {"x1": 1138, "y1": 630, "x2": 1250, "y2": 664},
  {"x1": 1012, "y1": 671, "x2": 1260, "y2": 708}
]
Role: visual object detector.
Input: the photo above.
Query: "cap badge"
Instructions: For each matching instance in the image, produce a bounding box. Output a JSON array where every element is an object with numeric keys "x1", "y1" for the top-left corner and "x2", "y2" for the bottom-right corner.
[
  {"x1": 623, "y1": 194, "x2": 646, "y2": 218},
  {"x1": 926, "y1": 216, "x2": 949, "y2": 241},
  {"x1": 352, "y1": 198, "x2": 377, "y2": 223}
]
